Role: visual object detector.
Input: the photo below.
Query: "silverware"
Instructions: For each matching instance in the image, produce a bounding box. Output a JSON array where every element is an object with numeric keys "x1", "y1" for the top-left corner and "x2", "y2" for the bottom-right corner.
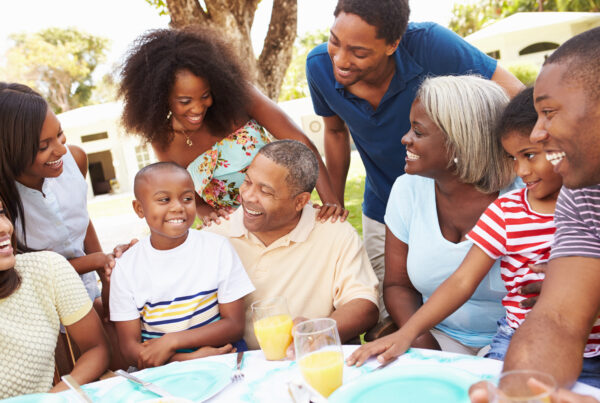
[
  {"x1": 231, "y1": 351, "x2": 244, "y2": 382},
  {"x1": 61, "y1": 374, "x2": 93, "y2": 403},
  {"x1": 115, "y1": 369, "x2": 174, "y2": 398},
  {"x1": 287, "y1": 379, "x2": 329, "y2": 403}
]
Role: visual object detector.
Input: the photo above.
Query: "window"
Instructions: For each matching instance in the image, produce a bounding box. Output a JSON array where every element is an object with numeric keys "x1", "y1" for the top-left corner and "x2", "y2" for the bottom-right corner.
[
  {"x1": 486, "y1": 50, "x2": 500, "y2": 60},
  {"x1": 519, "y1": 42, "x2": 559, "y2": 56},
  {"x1": 81, "y1": 132, "x2": 108, "y2": 142},
  {"x1": 135, "y1": 145, "x2": 153, "y2": 169}
]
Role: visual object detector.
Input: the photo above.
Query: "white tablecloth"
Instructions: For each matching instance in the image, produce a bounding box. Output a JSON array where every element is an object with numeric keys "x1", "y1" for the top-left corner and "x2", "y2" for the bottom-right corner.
[{"x1": 61, "y1": 346, "x2": 600, "y2": 402}]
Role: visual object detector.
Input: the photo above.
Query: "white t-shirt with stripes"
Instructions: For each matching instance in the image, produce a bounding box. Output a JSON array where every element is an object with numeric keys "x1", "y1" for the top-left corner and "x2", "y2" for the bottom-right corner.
[{"x1": 467, "y1": 188, "x2": 554, "y2": 329}]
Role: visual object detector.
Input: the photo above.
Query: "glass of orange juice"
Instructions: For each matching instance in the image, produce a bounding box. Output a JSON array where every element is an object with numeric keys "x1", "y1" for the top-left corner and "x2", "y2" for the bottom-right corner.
[
  {"x1": 293, "y1": 318, "x2": 343, "y2": 398},
  {"x1": 251, "y1": 296, "x2": 294, "y2": 360},
  {"x1": 487, "y1": 370, "x2": 556, "y2": 403}
]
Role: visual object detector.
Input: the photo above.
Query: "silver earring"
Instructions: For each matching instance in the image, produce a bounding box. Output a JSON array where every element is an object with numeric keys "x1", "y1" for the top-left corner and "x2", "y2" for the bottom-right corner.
[{"x1": 453, "y1": 157, "x2": 458, "y2": 164}]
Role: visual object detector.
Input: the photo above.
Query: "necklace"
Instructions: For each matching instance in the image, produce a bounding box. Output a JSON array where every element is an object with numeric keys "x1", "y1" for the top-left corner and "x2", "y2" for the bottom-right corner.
[{"x1": 182, "y1": 129, "x2": 193, "y2": 147}]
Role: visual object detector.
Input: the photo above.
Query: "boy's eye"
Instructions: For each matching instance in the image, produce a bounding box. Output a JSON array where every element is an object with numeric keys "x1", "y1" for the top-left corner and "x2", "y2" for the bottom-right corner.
[
  {"x1": 158, "y1": 197, "x2": 169, "y2": 203},
  {"x1": 183, "y1": 196, "x2": 194, "y2": 202},
  {"x1": 525, "y1": 153, "x2": 535, "y2": 160}
]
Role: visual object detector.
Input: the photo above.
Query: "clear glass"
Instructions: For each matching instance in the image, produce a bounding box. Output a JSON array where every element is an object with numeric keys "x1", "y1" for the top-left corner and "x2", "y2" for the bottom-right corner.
[
  {"x1": 251, "y1": 296, "x2": 293, "y2": 360},
  {"x1": 488, "y1": 369, "x2": 557, "y2": 403},
  {"x1": 293, "y1": 318, "x2": 344, "y2": 398}
]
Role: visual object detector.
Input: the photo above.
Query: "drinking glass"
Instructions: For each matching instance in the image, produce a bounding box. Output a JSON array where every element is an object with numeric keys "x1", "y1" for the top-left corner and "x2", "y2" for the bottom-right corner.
[
  {"x1": 293, "y1": 318, "x2": 344, "y2": 398},
  {"x1": 251, "y1": 296, "x2": 294, "y2": 360},
  {"x1": 488, "y1": 369, "x2": 557, "y2": 403}
]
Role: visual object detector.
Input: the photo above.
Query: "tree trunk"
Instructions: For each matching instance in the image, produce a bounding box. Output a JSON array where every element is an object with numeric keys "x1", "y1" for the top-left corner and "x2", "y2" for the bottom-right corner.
[{"x1": 165, "y1": 0, "x2": 297, "y2": 100}]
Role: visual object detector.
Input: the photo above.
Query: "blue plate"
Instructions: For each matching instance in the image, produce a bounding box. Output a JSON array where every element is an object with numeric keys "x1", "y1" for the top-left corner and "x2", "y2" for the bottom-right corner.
[
  {"x1": 1, "y1": 394, "x2": 66, "y2": 402},
  {"x1": 328, "y1": 364, "x2": 481, "y2": 403},
  {"x1": 94, "y1": 360, "x2": 232, "y2": 402}
]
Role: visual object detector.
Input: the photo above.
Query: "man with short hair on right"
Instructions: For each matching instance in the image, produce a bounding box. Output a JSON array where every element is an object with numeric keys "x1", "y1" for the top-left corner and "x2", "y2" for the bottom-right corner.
[
  {"x1": 470, "y1": 27, "x2": 600, "y2": 402},
  {"x1": 206, "y1": 140, "x2": 379, "y2": 349}
]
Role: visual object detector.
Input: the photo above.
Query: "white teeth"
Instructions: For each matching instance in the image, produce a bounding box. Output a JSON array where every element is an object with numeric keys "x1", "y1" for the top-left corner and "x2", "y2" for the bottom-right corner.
[
  {"x1": 0, "y1": 239, "x2": 11, "y2": 248},
  {"x1": 245, "y1": 207, "x2": 262, "y2": 216},
  {"x1": 46, "y1": 159, "x2": 62, "y2": 166},
  {"x1": 406, "y1": 151, "x2": 420, "y2": 160},
  {"x1": 188, "y1": 116, "x2": 202, "y2": 122},
  {"x1": 167, "y1": 219, "x2": 184, "y2": 223},
  {"x1": 546, "y1": 151, "x2": 566, "y2": 166}
]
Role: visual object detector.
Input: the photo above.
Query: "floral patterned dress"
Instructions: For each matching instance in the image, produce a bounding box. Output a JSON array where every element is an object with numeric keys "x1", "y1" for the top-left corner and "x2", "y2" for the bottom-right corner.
[{"x1": 187, "y1": 120, "x2": 272, "y2": 208}]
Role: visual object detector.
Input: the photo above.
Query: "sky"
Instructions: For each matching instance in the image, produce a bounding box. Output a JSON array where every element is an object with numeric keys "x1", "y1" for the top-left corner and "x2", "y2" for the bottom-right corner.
[{"x1": 0, "y1": 0, "x2": 462, "y2": 77}]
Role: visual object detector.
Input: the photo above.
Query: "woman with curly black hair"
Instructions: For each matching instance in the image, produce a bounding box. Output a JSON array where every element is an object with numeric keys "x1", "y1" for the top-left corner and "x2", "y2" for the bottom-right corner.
[{"x1": 120, "y1": 27, "x2": 346, "y2": 225}]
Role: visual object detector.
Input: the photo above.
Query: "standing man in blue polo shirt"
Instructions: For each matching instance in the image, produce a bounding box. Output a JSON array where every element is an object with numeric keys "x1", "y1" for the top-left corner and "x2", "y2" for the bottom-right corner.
[{"x1": 306, "y1": 0, "x2": 524, "y2": 318}]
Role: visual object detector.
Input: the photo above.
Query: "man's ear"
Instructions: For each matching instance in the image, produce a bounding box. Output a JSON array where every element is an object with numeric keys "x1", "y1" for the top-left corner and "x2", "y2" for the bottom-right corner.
[
  {"x1": 386, "y1": 38, "x2": 400, "y2": 56},
  {"x1": 132, "y1": 199, "x2": 145, "y2": 219},
  {"x1": 294, "y1": 192, "x2": 312, "y2": 212}
]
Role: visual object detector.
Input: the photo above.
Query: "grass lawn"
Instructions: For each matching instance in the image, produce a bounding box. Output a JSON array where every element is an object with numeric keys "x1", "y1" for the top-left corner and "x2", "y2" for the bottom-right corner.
[{"x1": 312, "y1": 152, "x2": 366, "y2": 236}]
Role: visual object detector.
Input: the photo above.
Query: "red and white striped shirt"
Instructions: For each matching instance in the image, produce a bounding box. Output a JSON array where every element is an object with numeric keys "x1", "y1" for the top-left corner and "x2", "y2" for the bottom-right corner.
[{"x1": 467, "y1": 188, "x2": 554, "y2": 329}]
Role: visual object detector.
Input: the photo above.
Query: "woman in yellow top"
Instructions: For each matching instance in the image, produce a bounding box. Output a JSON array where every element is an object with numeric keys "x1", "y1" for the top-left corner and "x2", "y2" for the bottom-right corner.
[
  {"x1": 119, "y1": 27, "x2": 347, "y2": 225},
  {"x1": 0, "y1": 195, "x2": 109, "y2": 398}
]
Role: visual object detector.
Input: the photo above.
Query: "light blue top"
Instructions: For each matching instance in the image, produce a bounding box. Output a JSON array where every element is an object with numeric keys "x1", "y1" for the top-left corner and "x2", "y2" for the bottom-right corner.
[{"x1": 384, "y1": 174, "x2": 521, "y2": 347}]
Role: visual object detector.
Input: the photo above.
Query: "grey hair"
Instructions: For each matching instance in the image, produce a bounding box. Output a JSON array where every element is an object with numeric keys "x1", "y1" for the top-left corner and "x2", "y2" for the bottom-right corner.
[
  {"x1": 417, "y1": 75, "x2": 514, "y2": 193},
  {"x1": 257, "y1": 140, "x2": 319, "y2": 195}
]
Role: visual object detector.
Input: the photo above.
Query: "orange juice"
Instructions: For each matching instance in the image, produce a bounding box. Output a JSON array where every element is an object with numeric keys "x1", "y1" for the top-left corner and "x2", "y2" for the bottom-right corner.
[
  {"x1": 253, "y1": 314, "x2": 293, "y2": 360},
  {"x1": 299, "y1": 350, "x2": 344, "y2": 397}
]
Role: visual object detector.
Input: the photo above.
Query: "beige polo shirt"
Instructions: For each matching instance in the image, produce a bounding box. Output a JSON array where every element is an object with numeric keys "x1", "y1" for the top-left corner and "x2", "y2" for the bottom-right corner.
[{"x1": 207, "y1": 205, "x2": 379, "y2": 349}]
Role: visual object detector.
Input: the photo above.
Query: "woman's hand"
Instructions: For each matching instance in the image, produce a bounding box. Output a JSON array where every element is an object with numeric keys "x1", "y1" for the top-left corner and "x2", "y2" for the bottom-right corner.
[
  {"x1": 313, "y1": 201, "x2": 349, "y2": 223},
  {"x1": 112, "y1": 239, "x2": 139, "y2": 259},
  {"x1": 345, "y1": 330, "x2": 413, "y2": 367},
  {"x1": 199, "y1": 206, "x2": 235, "y2": 228}
]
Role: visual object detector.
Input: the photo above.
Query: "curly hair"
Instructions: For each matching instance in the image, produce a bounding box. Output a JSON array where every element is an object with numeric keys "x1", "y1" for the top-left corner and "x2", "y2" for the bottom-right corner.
[
  {"x1": 334, "y1": 0, "x2": 410, "y2": 44},
  {"x1": 119, "y1": 26, "x2": 252, "y2": 148}
]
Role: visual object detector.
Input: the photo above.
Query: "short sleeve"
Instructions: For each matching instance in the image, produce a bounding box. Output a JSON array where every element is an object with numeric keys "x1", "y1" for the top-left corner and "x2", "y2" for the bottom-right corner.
[
  {"x1": 416, "y1": 23, "x2": 497, "y2": 79},
  {"x1": 551, "y1": 187, "x2": 600, "y2": 259},
  {"x1": 216, "y1": 237, "x2": 255, "y2": 304},
  {"x1": 48, "y1": 252, "x2": 92, "y2": 326},
  {"x1": 467, "y1": 199, "x2": 507, "y2": 260},
  {"x1": 109, "y1": 259, "x2": 140, "y2": 322},
  {"x1": 306, "y1": 45, "x2": 336, "y2": 117},
  {"x1": 384, "y1": 175, "x2": 414, "y2": 243},
  {"x1": 332, "y1": 224, "x2": 379, "y2": 308}
]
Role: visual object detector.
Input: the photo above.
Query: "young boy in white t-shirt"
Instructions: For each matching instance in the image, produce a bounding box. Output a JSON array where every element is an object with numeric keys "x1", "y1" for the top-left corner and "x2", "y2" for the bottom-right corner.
[{"x1": 110, "y1": 162, "x2": 254, "y2": 369}]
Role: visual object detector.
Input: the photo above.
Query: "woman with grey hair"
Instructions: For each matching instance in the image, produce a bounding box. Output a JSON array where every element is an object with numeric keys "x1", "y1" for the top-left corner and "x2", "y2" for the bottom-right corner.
[{"x1": 354, "y1": 75, "x2": 520, "y2": 358}]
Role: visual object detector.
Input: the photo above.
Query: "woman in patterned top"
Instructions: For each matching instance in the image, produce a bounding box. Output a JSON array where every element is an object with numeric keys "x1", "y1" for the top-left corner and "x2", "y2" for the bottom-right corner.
[
  {"x1": 120, "y1": 27, "x2": 346, "y2": 226},
  {"x1": 0, "y1": 196, "x2": 109, "y2": 398}
]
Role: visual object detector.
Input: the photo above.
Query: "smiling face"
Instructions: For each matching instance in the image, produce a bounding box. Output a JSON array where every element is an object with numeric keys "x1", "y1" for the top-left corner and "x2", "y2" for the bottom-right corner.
[
  {"x1": 239, "y1": 154, "x2": 310, "y2": 246},
  {"x1": 0, "y1": 201, "x2": 16, "y2": 272},
  {"x1": 132, "y1": 168, "x2": 197, "y2": 250},
  {"x1": 327, "y1": 12, "x2": 398, "y2": 87},
  {"x1": 401, "y1": 98, "x2": 451, "y2": 179},
  {"x1": 168, "y1": 69, "x2": 214, "y2": 133},
  {"x1": 531, "y1": 62, "x2": 600, "y2": 189},
  {"x1": 16, "y1": 108, "x2": 67, "y2": 190},
  {"x1": 502, "y1": 131, "x2": 563, "y2": 207}
]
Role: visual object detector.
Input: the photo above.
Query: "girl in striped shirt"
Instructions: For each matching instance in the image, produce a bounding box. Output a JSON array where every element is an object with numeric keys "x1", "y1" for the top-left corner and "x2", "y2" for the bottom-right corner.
[{"x1": 349, "y1": 87, "x2": 566, "y2": 364}]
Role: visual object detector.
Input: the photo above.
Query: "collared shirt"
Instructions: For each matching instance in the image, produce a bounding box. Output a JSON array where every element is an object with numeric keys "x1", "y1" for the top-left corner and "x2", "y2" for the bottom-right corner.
[
  {"x1": 207, "y1": 205, "x2": 379, "y2": 349},
  {"x1": 306, "y1": 22, "x2": 498, "y2": 223}
]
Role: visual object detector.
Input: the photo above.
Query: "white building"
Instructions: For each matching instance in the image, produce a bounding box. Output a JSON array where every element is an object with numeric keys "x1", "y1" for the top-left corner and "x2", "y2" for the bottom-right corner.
[
  {"x1": 465, "y1": 12, "x2": 600, "y2": 67},
  {"x1": 58, "y1": 102, "x2": 156, "y2": 198}
]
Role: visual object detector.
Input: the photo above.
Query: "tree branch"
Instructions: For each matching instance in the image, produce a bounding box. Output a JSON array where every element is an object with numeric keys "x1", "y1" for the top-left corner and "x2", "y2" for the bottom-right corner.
[
  {"x1": 257, "y1": 0, "x2": 297, "y2": 99},
  {"x1": 166, "y1": 0, "x2": 207, "y2": 28}
]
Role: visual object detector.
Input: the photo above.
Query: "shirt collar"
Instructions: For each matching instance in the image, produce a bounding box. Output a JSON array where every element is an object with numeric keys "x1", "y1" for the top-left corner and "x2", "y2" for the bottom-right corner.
[{"x1": 227, "y1": 204, "x2": 316, "y2": 245}]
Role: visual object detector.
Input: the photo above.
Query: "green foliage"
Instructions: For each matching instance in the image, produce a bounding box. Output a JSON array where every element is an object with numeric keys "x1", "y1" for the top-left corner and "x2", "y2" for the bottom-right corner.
[
  {"x1": 4, "y1": 27, "x2": 109, "y2": 113},
  {"x1": 507, "y1": 63, "x2": 540, "y2": 86},
  {"x1": 145, "y1": 0, "x2": 170, "y2": 15},
  {"x1": 279, "y1": 29, "x2": 329, "y2": 102},
  {"x1": 449, "y1": 0, "x2": 598, "y2": 37}
]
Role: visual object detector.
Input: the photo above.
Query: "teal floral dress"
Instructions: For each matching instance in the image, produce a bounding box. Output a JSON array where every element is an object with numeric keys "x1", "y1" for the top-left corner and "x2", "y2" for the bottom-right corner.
[{"x1": 187, "y1": 120, "x2": 272, "y2": 208}]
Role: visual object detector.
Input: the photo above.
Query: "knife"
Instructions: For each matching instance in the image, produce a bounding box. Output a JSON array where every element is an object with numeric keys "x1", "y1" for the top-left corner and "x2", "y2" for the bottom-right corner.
[
  {"x1": 61, "y1": 375, "x2": 93, "y2": 403},
  {"x1": 115, "y1": 369, "x2": 175, "y2": 398}
]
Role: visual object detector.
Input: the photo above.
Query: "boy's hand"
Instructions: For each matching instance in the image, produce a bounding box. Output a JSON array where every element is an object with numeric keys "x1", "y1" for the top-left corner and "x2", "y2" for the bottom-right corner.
[{"x1": 137, "y1": 335, "x2": 177, "y2": 369}]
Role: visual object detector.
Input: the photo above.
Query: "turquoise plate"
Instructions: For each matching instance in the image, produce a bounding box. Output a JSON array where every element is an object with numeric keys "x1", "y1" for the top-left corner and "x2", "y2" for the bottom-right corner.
[
  {"x1": 1, "y1": 394, "x2": 66, "y2": 402},
  {"x1": 94, "y1": 360, "x2": 232, "y2": 402},
  {"x1": 329, "y1": 364, "x2": 480, "y2": 403}
]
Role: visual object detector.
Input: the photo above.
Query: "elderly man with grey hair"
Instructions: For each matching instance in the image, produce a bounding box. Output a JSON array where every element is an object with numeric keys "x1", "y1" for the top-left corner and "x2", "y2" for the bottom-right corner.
[{"x1": 206, "y1": 139, "x2": 379, "y2": 349}]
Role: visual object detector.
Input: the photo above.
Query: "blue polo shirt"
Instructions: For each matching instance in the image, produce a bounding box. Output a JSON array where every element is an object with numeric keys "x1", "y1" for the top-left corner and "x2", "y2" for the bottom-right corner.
[{"x1": 306, "y1": 22, "x2": 497, "y2": 223}]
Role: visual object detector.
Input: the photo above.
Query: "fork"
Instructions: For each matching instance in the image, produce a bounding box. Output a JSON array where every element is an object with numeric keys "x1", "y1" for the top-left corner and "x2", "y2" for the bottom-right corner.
[{"x1": 231, "y1": 351, "x2": 244, "y2": 382}]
